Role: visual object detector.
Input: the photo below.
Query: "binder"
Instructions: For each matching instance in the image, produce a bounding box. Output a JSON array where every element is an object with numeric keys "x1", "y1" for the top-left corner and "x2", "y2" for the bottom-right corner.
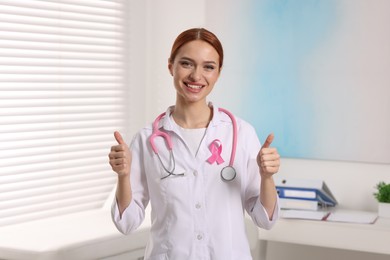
[
  {"x1": 275, "y1": 177, "x2": 338, "y2": 207},
  {"x1": 279, "y1": 197, "x2": 320, "y2": 211}
]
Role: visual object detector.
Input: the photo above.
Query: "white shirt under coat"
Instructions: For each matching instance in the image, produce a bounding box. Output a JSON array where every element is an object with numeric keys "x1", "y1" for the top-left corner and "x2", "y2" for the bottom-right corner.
[{"x1": 111, "y1": 103, "x2": 279, "y2": 260}]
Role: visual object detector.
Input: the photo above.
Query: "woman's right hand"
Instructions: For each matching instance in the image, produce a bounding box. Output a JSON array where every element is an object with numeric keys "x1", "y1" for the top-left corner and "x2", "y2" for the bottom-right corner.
[{"x1": 109, "y1": 131, "x2": 132, "y2": 177}]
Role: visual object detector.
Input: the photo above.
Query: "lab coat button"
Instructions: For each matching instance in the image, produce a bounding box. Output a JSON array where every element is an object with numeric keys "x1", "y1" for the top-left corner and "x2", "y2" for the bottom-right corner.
[
  {"x1": 197, "y1": 234, "x2": 203, "y2": 240},
  {"x1": 193, "y1": 171, "x2": 198, "y2": 176},
  {"x1": 195, "y1": 203, "x2": 201, "y2": 209}
]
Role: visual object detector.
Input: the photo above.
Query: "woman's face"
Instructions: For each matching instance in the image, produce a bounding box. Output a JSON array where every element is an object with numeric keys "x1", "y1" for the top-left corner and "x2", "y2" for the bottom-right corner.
[{"x1": 169, "y1": 40, "x2": 221, "y2": 105}]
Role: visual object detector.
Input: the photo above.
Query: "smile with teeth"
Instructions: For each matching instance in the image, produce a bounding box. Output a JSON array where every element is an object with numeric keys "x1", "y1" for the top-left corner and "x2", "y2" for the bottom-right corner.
[{"x1": 185, "y1": 83, "x2": 204, "y2": 89}]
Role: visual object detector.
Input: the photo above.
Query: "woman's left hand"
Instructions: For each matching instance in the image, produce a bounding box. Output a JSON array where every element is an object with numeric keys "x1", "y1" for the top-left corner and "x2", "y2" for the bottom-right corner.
[{"x1": 257, "y1": 133, "x2": 280, "y2": 177}]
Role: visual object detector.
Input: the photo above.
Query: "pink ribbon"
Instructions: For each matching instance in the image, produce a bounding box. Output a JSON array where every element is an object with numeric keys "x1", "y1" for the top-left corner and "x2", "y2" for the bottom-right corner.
[{"x1": 207, "y1": 139, "x2": 225, "y2": 165}]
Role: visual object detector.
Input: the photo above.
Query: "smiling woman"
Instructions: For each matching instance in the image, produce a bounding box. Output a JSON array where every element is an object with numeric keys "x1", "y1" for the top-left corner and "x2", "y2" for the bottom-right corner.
[
  {"x1": 109, "y1": 27, "x2": 281, "y2": 260},
  {"x1": 0, "y1": 0, "x2": 130, "y2": 227}
]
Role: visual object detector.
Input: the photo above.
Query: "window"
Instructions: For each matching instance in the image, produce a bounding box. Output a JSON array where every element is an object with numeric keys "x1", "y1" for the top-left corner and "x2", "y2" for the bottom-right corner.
[{"x1": 0, "y1": 0, "x2": 129, "y2": 226}]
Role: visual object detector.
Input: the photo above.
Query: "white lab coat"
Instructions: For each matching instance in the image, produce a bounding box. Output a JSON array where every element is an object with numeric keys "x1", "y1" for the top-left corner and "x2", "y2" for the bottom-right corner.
[{"x1": 112, "y1": 104, "x2": 279, "y2": 260}]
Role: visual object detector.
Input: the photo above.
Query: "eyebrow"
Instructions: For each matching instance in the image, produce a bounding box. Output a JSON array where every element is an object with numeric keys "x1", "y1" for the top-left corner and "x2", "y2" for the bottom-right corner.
[{"x1": 179, "y1": 56, "x2": 218, "y2": 65}]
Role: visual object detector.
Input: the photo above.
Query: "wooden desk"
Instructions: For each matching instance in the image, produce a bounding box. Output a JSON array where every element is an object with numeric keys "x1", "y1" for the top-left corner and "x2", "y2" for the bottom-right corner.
[{"x1": 257, "y1": 217, "x2": 390, "y2": 259}]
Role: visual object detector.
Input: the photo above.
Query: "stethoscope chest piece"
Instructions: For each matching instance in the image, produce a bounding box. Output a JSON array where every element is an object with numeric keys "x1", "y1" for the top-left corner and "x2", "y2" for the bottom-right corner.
[{"x1": 221, "y1": 166, "x2": 236, "y2": 181}]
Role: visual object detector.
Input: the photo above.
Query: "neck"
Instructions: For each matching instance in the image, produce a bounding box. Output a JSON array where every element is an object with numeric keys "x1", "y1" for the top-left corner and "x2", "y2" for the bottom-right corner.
[{"x1": 172, "y1": 101, "x2": 212, "y2": 129}]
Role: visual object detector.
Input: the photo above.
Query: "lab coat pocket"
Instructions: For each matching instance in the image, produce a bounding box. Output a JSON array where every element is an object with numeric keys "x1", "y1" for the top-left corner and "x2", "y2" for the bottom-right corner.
[
  {"x1": 161, "y1": 172, "x2": 193, "y2": 237},
  {"x1": 162, "y1": 171, "x2": 191, "y2": 203}
]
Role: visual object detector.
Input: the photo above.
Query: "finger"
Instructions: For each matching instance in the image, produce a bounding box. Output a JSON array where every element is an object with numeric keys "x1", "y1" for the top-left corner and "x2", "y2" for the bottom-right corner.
[
  {"x1": 260, "y1": 153, "x2": 280, "y2": 162},
  {"x1": 108, "y1": 152, "x2": 116, "y2": 159},
  {"x1": 261, "y1": 133, "x2": 274, "y2": 149},
  {"x1": 111, "y1": 145, "x2": 126, "y2": 153},
  {"x1": 261, "y1": 159, "x2": 280, "y2": 167},
  {"x1": 114, "y1": 131, "x2": 126, "y2": 145},
  {"x1": 110, "y1": 158, "x2": 127, "y2": 166},
  {"x1": 260, "y1": 147, "x2": 278, "y2": 155}
]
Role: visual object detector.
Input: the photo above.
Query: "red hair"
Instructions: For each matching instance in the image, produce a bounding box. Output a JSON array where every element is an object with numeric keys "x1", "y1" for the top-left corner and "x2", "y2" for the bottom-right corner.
[{"x1": 169, "y1": 28, "x2": 224, "y2": 69}]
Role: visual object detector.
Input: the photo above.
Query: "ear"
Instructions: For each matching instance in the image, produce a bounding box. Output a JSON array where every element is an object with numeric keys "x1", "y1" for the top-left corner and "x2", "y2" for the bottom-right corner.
[{"x1": 168, "y1": 59, "x2": 173, "y2": 76}]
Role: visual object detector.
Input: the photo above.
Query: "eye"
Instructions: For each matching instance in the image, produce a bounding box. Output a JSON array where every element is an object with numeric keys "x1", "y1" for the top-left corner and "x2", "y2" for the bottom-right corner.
[
  {"x1": 204, "y1": 65, "x2": 216, "y2": 71},
  {"x1": 180, "y1": 61, "x2": 193, "y2": 68}
]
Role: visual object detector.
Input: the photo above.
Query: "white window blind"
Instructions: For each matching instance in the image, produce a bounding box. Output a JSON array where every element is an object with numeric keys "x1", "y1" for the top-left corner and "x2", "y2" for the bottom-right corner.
[{"x1": 0, "y1": 0, "x2": 129, "y2": 226}]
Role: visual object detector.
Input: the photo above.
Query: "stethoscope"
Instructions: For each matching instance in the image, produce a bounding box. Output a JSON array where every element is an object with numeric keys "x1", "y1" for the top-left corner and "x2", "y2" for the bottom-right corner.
[{"x1": 149, "y1": 108, "x2": 237, "y2": 181}]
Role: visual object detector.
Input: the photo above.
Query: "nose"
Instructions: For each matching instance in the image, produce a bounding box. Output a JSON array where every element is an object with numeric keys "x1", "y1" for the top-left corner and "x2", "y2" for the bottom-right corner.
[{"x1": 189, "y1": 67, "x2": 202, "y2": 81}]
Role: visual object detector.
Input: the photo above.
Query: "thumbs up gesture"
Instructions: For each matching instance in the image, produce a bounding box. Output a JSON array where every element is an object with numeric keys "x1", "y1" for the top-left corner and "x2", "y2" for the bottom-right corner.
[
  {"x1": 257, "y1": 133, "x2": 280, "y2": 177},
  {"x1": 109, "y1": 131, "x2": 132, "y2": 177}
]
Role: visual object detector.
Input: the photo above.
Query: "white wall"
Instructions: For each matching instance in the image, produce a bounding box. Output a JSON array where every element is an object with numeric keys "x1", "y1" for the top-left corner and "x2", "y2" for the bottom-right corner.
[{"x1": 126, "y1": 0, "x2": 148, "y2": 138}]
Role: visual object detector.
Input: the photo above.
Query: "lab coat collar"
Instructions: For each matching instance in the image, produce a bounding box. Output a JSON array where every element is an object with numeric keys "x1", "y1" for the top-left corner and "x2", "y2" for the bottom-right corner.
[
  {"x1": 159, "y1": 102, "x2": 221, "y2": 131},
  {"x1": 160, "y1": 106, "x2": 175, "y2": 131},
  {"x1": 208, "y1": 102, "x2": 222, "y2": 127}
]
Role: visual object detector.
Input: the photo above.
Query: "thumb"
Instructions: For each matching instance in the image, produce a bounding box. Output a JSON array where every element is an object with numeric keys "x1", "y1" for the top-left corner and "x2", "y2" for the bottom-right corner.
[
  {"x1": 261, "y1": 133, "x2": 274, "y2": 148},
  {"x1": 114, "y1": 131, "x2": 126, "y2": 145}
]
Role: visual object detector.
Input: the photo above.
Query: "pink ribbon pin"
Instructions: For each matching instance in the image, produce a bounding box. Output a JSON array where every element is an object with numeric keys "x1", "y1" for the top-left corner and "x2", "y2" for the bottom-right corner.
[{"x1": 207, "y1": 139, "x2": 225, "y2": 165}]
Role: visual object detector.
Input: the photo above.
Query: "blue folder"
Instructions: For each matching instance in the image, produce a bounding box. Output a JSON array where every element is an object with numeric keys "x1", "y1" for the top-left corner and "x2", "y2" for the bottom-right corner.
[{"x1": 275, "y1": 177, "x2": 337, "y2": 207}]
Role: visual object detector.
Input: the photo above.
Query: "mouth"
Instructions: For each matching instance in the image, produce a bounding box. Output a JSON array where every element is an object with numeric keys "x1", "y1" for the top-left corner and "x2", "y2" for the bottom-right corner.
[{"x1": 184, "y1": 82, "x2": 204, "y2": 91}]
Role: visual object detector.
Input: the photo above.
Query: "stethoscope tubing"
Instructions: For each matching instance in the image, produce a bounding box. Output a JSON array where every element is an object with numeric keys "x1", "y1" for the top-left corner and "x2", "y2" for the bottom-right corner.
[{"x1": 217, "y1": 108, "x2": 237, "y2": 168}]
